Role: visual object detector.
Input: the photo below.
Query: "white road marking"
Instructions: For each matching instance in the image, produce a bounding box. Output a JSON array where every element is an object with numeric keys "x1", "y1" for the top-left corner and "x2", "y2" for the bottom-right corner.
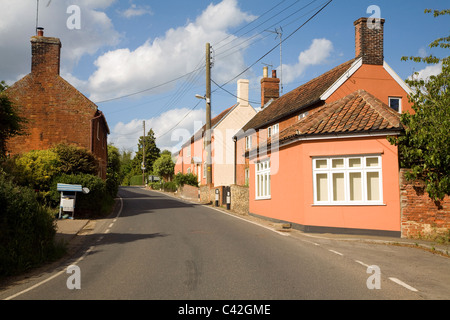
[
  {"x1": 389, "y1": 277, "x2": 418, "y2": 292},
  {"x1": 328, "y1": 249, "x2": 343, "y2": 256},
  {"x1": 355, "y1": 260, "x2": 370, "y2": 268}
]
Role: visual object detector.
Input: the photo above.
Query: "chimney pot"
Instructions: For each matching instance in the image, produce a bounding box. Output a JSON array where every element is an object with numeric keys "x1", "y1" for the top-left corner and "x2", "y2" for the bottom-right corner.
[
  {"x1": 36, "y1": 27, "x2": 44, "y2": 37},
  {"x1": 263, "y1": 66, "x2": 268, "y2": 78},
  {"x1": 272, "y1": 70, "x2": 277, "y2": 78}
]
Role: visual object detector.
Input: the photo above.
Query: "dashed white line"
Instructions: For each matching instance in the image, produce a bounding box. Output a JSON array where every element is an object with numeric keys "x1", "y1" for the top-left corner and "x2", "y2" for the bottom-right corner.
[
  {"x1": 355, "y1": 260, "x2": 370, "y2": 268},
  {"x1": 328, "y1": 249, "x2": 343, "y2": 256},
  {"x1": 389, "y1": 277, "x2": 418, "y2": 292}
]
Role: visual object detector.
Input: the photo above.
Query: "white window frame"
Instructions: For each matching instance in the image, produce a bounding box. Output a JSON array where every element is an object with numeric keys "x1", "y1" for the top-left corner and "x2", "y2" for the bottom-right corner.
[
  {"x1": 388, "y1": 97, "x2": 401, "y2": 113},
  {"x1": 245, "y1": 135, "x2": 252, "y2": 150},
  {"x1": 203, "y1": 161, "x2": 207, "y2": 179},
  {"x1": 267, "y1": 123, "x2": 279, "y2": 138},
  {"x1": 312, "y1": 155, "x2": 383, "y2": 205},
  {"x1": 255, "y1": 159, "x2": 271, "y2": 200}
]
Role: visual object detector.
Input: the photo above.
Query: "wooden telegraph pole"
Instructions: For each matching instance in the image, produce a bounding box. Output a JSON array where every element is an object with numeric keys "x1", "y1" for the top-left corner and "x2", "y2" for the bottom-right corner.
[{"x1": 205, "y1": 43, "x2": 212, "y2": 185}]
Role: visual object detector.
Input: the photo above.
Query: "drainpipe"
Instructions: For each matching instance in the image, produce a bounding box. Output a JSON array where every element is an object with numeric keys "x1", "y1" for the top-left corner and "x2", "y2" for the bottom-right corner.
[{"x1": 90, "y1": 111, "x2": 103, "y2": 153}]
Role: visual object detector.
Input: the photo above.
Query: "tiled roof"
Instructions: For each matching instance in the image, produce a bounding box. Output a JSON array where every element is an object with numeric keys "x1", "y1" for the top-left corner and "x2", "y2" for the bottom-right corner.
[
  {"x1": 241, "y1": 58, "x2": 357, "y2": 132},
  {"x1": 277, "y1": 89, "x2": 402, "y2": 143}
]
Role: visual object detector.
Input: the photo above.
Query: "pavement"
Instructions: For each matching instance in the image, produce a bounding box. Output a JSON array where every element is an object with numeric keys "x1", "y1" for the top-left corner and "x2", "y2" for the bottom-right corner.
[{"x1": 55, "y1": 190, "x2": 450, "y2": 258}]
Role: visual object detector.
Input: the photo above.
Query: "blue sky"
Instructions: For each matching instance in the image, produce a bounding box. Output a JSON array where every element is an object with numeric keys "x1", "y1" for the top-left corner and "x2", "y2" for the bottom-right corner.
[{"x1": 1, "y1": 0, "x2": 448, "y2": 153}]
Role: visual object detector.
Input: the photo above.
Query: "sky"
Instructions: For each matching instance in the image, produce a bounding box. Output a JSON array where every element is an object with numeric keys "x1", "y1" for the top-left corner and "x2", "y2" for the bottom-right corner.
[{"x1": 1, "y1": 0, "x2": 448, "y2": 155}]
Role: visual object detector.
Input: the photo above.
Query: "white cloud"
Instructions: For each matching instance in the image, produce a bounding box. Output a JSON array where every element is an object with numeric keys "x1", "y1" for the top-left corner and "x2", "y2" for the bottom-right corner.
[
  {"x1": 0, "y1": 0, "x2": 120, "y2": 83},
  {"x1": 119, "y1": 4, "x2": 153, "y2": 18},
  {"x1": 280, "y1": 38, "x2": 334, "y2": 84},
  {"x1": 412, "y1": 62, "x2": 443, "y2": 81},
  {"x1": 86, "y1": 0, "x2": 256, "y2": 102},
  {"x1": 109, "y1": 107, "x2": 206, "y2": 154}
]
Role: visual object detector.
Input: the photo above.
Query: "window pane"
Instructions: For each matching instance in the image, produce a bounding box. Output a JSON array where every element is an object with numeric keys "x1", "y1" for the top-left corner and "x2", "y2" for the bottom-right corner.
[
  {"x1": 332, "y1": 173, "x2": 345, "y2": 201},
  {"x1": 257, "y1": 175, "x2": 261, "y2": 197},
  {"x1": 332, "y1": 159, "x2": 344, "y2": 168},
  {"x1": 389, "y1": 98, "x2": 400, "y2": 112},
  {"x1": 316, "y1": 173, "x2": 328, "y2": 201},
  {"x1": 349, "y1": 158, "x2": 361, "y2": 168},
  {"x1": 315, "y1": 159, "x2": 328, "y2": 169},
  {"x1": 366, "y1": 157, "x2": 379, "y2": 167},
  {"x1": 349, "y1": 172, "x2": 362, "y2": 201},
  {"x1": 367, "y1": 172, "x2": 380, "y2": 201},
  {"x1": 264, "y1": 174, "x2": 267, "y2": 196}
]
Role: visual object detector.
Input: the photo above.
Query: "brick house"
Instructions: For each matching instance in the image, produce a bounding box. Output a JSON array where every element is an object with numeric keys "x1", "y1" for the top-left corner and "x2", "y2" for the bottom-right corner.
[
  {"x1": 234, "y1": 17, "x2": 414, "y2": 236},
  {"x1": 5, "y1": 28, "x2": 110, "y2": 179},
  {"x1": 174, "y1": 79, "x2": 257, "y2": 187}
]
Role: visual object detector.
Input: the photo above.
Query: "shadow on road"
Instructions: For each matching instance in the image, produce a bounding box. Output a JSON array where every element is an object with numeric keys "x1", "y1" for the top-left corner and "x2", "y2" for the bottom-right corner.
[{"x1": 117, "y1": 186, "x2": 200, "y2": 217}]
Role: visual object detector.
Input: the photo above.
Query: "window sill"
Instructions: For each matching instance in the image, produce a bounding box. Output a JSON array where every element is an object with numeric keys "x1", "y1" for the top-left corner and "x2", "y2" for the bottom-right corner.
[
  {"x1": 255, "y1": 196, "x2": 271, "y2": 201},
  {"x1": 311, "y1": 202, "x2": 386, "y2": 206}
]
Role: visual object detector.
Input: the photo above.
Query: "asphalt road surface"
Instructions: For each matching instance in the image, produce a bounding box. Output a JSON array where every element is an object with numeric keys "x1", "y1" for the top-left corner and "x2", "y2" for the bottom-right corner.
[{"x1": 2, "y1": 186, "x2": 449, "y2": 303}]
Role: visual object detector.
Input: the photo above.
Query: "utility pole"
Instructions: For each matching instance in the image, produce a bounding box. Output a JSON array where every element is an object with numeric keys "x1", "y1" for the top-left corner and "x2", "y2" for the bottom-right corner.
[
  {"x1": 142, "y1": 121, "x2": 146, "y2": 185},
  {"x1": 205, "y1": 42, "x2": 212, "y2": 185}
]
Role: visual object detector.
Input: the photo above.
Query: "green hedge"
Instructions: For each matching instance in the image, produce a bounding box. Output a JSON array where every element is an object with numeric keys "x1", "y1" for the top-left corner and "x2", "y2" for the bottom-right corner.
[
  {"x1": 0, "y1": 175, "x2": 64, "y2": 277},
  {"x1": 173, "y1": 172, "x2": 199, "y2": 187},
  {"x1": 129, "y1": 175, "x2": 144, "y2": 186}
]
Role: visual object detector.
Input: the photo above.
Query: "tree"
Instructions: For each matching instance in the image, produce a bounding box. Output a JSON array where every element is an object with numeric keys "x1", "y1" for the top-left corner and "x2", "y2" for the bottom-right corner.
[
  {"x1": 153, "y1": 151, "x2": 175, "y2": 182},
  {"x1": 106, "y1": 144, "x2": 121, "y2": 197},
  {"x1": 388, "y1": 9, "x2": 450, "y2": 201},
  {"x1": 0, "y1": 81, "x2": 26, "y2": 159},
  {"x1": 52, "y1": 143, "x2": 99, "y2": 176},
  {"x1": 132, "y1": 128, "x2": 160, "y2": 175}
]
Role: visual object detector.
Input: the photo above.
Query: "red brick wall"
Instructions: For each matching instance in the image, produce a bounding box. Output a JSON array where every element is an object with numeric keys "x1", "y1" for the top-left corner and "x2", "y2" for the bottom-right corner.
[
  {"x1": 400, "y1": 169, "x2": 450, "y2": 238},
  {"x1": 5, "y1": 34, "x2": 109, "y2": 179}
]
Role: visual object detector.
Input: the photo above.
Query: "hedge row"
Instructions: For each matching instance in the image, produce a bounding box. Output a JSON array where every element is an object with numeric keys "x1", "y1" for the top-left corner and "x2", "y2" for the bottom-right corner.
[{"x1": 0, "y1": 175, "x2": 65, "y2": 277}]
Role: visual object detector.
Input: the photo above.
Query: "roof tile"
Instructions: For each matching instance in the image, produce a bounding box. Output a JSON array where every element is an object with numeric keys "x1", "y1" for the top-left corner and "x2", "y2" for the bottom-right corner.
[
  {"x1": 242, "y1": 58, "x2": 357, "y2": 132},
  {"x1": 274, "y1": 89, "x2": 403, "y2": 145}
]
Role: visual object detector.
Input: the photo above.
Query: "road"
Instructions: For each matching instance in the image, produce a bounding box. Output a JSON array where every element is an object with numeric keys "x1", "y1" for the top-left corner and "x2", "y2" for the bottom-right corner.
[{"x1": 1, "y1": 186, "x2": 449, "y2": 303}]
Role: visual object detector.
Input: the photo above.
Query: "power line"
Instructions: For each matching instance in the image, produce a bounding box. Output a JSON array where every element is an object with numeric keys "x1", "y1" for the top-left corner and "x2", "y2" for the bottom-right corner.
[
  {"x1": 212, "y1": 0, "x2": 289, "y2": 49},
  {"x1": 93, "y1": 65, "x2": 206, "y2": 104},
  {"x1": 156, "y1": 100, "x2": 203, "y2": 140},
  {"x1": 211, "y1": 78, "x2": 260, "y2": 105},
  {"x1": 214, "y1": 0, "x2": 333, "y2": 88}
]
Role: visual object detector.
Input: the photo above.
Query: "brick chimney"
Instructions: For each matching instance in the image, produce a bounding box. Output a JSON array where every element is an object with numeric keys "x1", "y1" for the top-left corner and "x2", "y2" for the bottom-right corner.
[
  {"x1": 31, "y1": 28, "x2": 62, "y2": 75},
  {"x1": 354, "y1": 17, "x2": 385, "y2": 65},
  {"x1": 261, "y1": 67, "x2": 279, "y2": 108}
]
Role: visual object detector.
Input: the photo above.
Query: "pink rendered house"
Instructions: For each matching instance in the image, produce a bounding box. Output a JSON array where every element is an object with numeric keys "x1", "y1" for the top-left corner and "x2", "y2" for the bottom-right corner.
[{"x1": 234, "y1": 17, "x2": 413, "y2": 236}]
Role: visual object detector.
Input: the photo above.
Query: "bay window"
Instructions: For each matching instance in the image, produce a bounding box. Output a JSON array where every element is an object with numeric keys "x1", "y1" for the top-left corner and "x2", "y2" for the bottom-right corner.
[{"x1": 313, "y1": 155, "x2": 382, "y2": 205}]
